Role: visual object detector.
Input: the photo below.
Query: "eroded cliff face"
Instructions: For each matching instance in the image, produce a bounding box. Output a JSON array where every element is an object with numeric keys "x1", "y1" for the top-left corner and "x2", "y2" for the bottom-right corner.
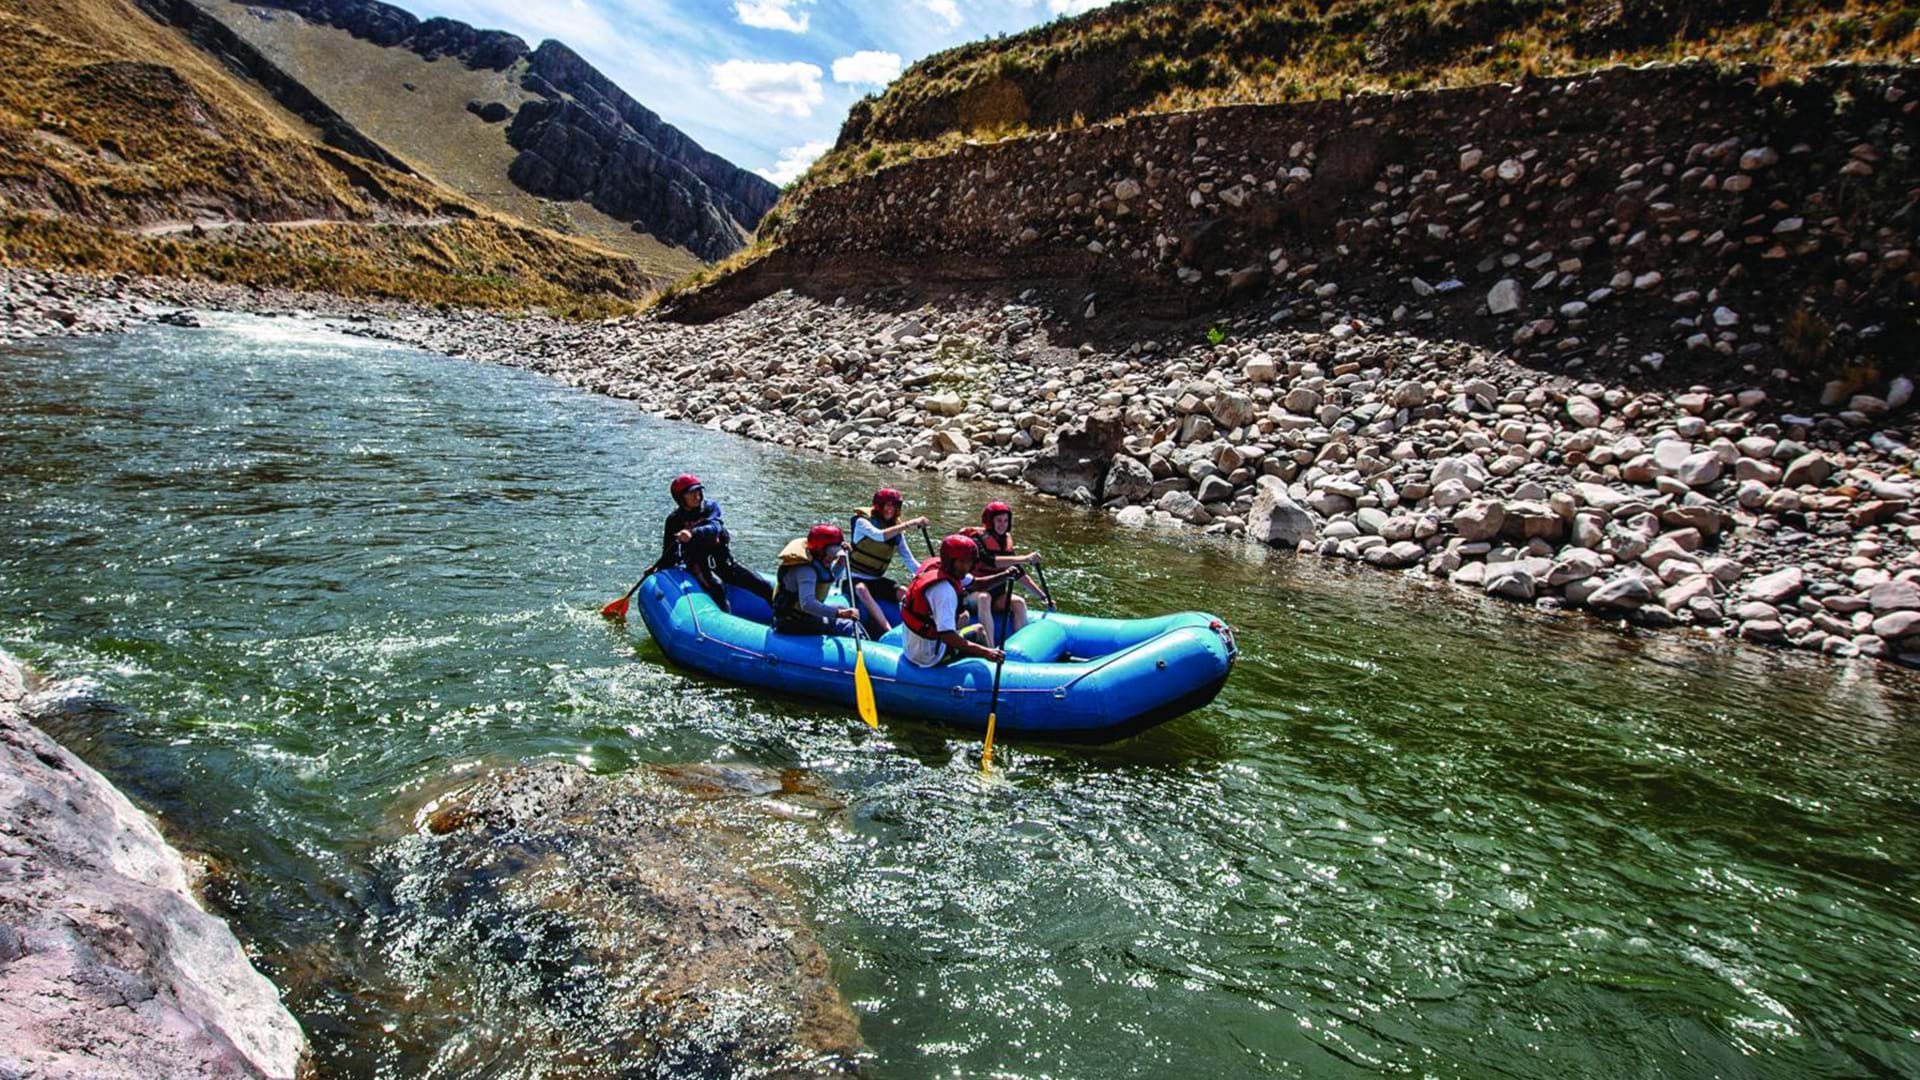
[
  {"x1": 177, "y1": 0, "x2": 777, "y2": 262},
  {"x1": 695, "y1": 63, "x2": 1917, "y2": 388},
  {"x1": 0, "y1": 654, "x2": 308, "y2": 1080}
]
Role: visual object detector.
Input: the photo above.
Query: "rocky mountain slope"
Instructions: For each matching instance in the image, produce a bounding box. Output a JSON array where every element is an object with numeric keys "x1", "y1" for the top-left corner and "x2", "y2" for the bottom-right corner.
[
  {"x1": 149, "y1": 0, "x2": 776, "y2": 270},
  {"x1": 0, "y1": 0, "x2": 728, "y2": 309}
]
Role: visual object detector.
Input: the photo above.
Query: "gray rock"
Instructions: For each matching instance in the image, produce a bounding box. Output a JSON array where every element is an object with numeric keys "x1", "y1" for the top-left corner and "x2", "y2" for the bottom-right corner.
[
  {"x1": 1157, "y1": 489, "x2": 1212, "y2": 524},
  {"x1": 0, "y1": 654, "x2": 308, "y2": 1080},
  {"x1": 1781, "y1": 452, "x2": 1834, "y2": 488},
  {"x1": 1103, "y1": 455, "x2": 1154, "y2": 502},
  {"x1": 1747, "y1": 567, "x2": 1806, "y2": 605},
  {"x1": 1246, "y1": 485, "x2": 1318, "y2": 548},
  {"x1": 1487, "y1": 279, "x2": 1523, "y2": 315},
  {"x1": 1875, "y1": 611, "x2": 1920, "y2": 640},
  {"x1": 1587, "y1": 573, "x2": 1654, "y2": 612},
  {"x1": 1452, "y1": 500, "x2": 1505, "y2": 542},
  {"x1": 1677, "y1": 451, "x2": 1723, "y2": 488},
  {"x1": 1868, "y1": 580, "x2": 1920, "y2": 613},
  {"x1": 1485, "y1": 565, "x2": 1536, "y2": 601}
]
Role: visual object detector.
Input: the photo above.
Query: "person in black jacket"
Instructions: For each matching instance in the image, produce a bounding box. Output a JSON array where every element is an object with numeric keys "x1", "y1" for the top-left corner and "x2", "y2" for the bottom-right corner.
[{"x1": 648, "y1": 474, "x2": 772, "y2": 613}]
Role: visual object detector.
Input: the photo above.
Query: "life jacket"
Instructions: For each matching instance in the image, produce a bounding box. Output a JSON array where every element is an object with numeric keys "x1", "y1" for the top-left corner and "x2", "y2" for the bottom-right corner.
[
  {"x1": 771, "y1": 538, "x2": 835, "y2": 620},
  {"x1": 900, "y1": 559, "x2": 960, "y2": 640},
  {"x1": 847, "y1": 508, "x2": 900, "y2": 578},
  {"x1": 962, "y1": 525, "x2": 1014, "y2": 570}
]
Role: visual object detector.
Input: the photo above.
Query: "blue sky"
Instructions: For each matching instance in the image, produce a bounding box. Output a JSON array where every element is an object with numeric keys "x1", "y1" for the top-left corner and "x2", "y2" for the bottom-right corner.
[{"x1": 405, "y1": 0, "x2": 1115, "y2": 184}]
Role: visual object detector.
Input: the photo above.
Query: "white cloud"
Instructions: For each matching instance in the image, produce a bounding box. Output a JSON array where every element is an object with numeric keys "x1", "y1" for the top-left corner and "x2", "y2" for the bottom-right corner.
[
  {"x1": 918, "y1": 0, "x2": 962, "y2": 28},
  {"x1": 757, "y1": 140, "x2": 831, "y2": 185},
  {"x1": 708, "y1": 59, "x2": 826, "y2": 117},
  {"x1": 734, "y1": 0, "x2": 809, "y2": 33},
  {"x1": 831, "y1": 50, "x2": 903, "y2": 86},
  {"x1": 1049, "y1": 0, "x2": 1115, "y2": 12}
]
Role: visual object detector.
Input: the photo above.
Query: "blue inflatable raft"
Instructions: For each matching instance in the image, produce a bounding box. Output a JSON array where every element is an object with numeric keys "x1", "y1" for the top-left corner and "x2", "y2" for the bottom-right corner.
[{"x1": 632, "y1": 569, "x2": 1236, "y2": 742}]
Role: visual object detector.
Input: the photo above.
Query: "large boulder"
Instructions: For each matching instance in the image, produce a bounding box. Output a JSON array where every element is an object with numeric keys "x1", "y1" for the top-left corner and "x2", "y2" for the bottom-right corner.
[
  {"x1": 381, "y1": 762, "x2": 863, "y2": 1076},
  {"x1": 1023, "y1": 408, "x2": 1127, "y2": 498},
  {"x1": 1247, "y1": 482, "x2": 1318, "y2": 548},
  {"x1": 0, "y1": 654, "x2": 309, "y2": 1080},
  {"x1": 1102, "y1": 455, "x2": 1154, "y2": 503}
]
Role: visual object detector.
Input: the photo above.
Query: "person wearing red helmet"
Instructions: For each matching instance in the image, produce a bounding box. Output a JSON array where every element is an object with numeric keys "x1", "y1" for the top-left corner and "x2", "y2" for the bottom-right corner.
[
  {"x1": 770, "y1": 524, "x2": 859, "y2": 636},
  {"x1": 847, "y1": 487, "x2": 931, "y2": 634},
  {"x1": 647, "y1": 473, "x2": 772, "y2": 612},
  {"x1": 899, "y1": 534, "x2": 1004, "y2": 668},
  {"x1": 962, "y1": 500, "x2": 1049, "y2": 647}
]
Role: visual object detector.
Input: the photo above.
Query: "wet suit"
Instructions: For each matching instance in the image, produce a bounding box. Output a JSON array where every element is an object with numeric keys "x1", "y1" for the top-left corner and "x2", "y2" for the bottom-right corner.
[{"x1": 652, "y1": 498, "x2": 772, "y2": 612}]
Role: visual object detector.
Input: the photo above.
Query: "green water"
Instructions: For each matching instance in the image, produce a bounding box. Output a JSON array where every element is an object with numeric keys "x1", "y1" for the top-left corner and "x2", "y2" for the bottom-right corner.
[{"x1": 3, "y1": 315, "x2": 1918, "y2": 1079}]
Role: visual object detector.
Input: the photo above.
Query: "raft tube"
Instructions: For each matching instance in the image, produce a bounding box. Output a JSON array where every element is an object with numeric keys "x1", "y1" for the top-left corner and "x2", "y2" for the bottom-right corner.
[{"x1": 632, "y1": 569, "x2": 1236, "y2": 742}]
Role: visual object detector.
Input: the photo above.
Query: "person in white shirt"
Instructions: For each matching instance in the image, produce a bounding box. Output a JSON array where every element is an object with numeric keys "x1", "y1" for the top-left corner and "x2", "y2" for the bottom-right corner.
[{"x1": 900, "y1": 534, "x2": 1008, "y2": 668}]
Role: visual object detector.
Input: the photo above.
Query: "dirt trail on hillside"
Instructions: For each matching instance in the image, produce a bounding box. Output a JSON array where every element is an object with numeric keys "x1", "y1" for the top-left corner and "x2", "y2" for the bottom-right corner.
[{"x1": 131, "y1": 215, "x2": 458, "y2": 236}]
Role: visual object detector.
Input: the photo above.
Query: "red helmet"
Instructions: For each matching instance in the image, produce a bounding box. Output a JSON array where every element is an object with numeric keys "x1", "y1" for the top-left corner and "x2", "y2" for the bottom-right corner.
[
  {"x1": 982, "y1": 500, "x2": 1013, "y2": 527},
  {"x1": 939, "y1": 533, "x2": 978, "y2": 572},
  {"x1": 873, "y1": 487, "x2": 903, "y2": 510},
  {"x1": 806, "y1": 524, "x2": 844, "y2": 556},
  {"x1": 670, "y1": 474, "x2": 703, "y2": 500}
]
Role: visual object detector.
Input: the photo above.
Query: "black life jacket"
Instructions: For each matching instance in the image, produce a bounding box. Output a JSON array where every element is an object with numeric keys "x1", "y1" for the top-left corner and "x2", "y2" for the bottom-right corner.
[{"x1": 847, "y1": 508, "x2": 900, "y2": 578}]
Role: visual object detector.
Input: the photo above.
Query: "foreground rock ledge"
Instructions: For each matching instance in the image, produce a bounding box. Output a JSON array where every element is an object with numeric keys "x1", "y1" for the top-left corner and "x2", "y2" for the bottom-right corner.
[{"x1": 0, "y1": 653, "x2": 308, "y2": 1080}]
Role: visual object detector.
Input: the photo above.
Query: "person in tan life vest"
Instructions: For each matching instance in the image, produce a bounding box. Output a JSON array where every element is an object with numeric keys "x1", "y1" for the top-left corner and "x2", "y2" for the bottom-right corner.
[
  {"x1": 771, "y1": 524, "x2": 860, "y2": 637},
  {"x1": 847, "y1": 487, "x2": 930, "y2": 634}
]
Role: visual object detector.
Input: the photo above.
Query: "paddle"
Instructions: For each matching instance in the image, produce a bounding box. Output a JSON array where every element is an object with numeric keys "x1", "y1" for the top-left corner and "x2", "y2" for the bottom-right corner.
[
  {"x1": 840, "y1": 558, "x2": 879, "y2": 729},
  {"x1": 1033, "y1": 560, "x2": 1057, "y2": 613},
  {"x1": 980, "y1": 646, "x2": 1006, "y2": 775},
  {"x1": 600, "y1": 567, "x2": 655, "y2": 620},
  {"x1": 918, "y1": 523, "x2": 936, "y2": 560}
]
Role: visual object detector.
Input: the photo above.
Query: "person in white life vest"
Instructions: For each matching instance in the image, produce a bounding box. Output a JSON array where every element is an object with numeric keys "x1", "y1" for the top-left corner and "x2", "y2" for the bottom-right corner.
[
  {"x1": 962, "y1": 500, "x2": 1050, "y2": 648},
  {"x1": 899, "y1": 534, "x2": 1006, "y2": 668},
  {"x1": 771, "y1": 524, "x2": 859, "y2": 637},
  {"x1": 847, "y1": 487, "x2": 930, "y2": 635}
]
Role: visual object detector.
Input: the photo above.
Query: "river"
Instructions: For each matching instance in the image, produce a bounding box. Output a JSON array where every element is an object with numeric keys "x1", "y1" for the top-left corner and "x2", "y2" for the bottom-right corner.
[{"x1": 2, "y1": 314, "x2": 1917, "y2": 1078}]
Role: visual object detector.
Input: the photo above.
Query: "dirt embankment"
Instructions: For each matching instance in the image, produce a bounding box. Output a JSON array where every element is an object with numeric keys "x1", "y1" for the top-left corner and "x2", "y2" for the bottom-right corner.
[{"x1": 683, "y1": 63, "x2": 1918, "y2": 392}]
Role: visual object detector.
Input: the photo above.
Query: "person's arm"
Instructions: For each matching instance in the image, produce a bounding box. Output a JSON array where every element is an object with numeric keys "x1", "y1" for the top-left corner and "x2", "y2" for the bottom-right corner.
[
  {"x1": 795, "y1": 562, "x2": 857, "y2": 620},
  {"x1": 687, "y1": 501, "x2": 727, "y2": 544},
  {"x1": 656, "y1": 512, "x2": 681, "y2": 568},
  {"x1": 877, "y1": 515, "x2": 930, "y2": 541},
  {"x1": 938, "y1": 629, "x2": 1001, "y2": 662},
  {"x1": 895, "y1": 531, "x2": 921, "y2": 575}
]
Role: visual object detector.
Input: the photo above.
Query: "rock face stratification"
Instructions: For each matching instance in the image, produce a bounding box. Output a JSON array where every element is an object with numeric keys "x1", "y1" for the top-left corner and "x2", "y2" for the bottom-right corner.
[
  {"x1": 0, "y1": 653, "x2": 308, "y2": 1080},
  {"x1": 177, "y1": 0, "x2": 777, "y2": 261}
]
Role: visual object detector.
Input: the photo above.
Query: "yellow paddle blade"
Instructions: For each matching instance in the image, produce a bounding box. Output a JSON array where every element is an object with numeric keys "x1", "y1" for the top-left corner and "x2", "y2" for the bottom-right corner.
[
  {"x1": 853, "y1": 649, "x2": 879, "y2": 728},
  {"x1": 981, "y1": 711, "x2": 997, "y2": 775}
]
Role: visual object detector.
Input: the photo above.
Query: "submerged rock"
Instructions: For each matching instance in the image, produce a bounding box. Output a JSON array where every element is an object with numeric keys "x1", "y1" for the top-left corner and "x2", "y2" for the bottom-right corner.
[
  {"x1": 0, "y1": 653, "x2": 307, "y2": 1080},
  {"x1": 382, "y1": 762, "x2": 862, "y2": 1078}
]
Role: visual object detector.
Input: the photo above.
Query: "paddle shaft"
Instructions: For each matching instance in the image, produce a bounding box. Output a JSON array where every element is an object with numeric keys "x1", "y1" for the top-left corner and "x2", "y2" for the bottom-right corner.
[
  {"x1": 1033, "y1": 561, "x2": 1056, "y2": 612},
  {"x1": 981, "y1": 648, "x2": 1006, "y2": 773},
  {"x1": 919, "y1": 523, "x2": 936, "y2": 560}
]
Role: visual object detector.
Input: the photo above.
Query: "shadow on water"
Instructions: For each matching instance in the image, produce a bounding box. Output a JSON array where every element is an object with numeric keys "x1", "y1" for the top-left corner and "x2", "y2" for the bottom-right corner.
[{"x1": 4, "y1": 315, "x2": 1920, "y2": 1079}]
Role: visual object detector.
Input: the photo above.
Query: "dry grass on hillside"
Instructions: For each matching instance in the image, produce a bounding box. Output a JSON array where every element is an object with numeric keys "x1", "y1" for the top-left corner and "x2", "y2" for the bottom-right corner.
[
  {"x1": 793, "y1": 0, "x2": 1920, "y2": 197},
  {"x1": 1, "y1": 0, "x2": 667, "y2": 311}
]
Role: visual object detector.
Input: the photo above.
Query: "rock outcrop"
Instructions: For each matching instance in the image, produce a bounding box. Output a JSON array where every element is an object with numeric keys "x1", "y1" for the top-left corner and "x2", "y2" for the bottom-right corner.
[
  {"x1": 374, "y1": 762, "x2": 862, "y2": 1076},
  {"x1": 694, "y1": 62, "x2": 1916, "y2": 391},
  {"x1": 0, "y1": 653, "x2": 307, "y2": 1080}
]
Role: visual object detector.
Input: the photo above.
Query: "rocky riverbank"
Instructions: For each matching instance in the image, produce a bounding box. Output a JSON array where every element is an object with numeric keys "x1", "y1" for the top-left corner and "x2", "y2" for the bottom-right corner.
[
  {"x1": 0, "y1": 651, "x2": 308, "y2": 1079},
  {"x1": 5, "y1": 266, "x2": 1919, "y2": 670}
]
